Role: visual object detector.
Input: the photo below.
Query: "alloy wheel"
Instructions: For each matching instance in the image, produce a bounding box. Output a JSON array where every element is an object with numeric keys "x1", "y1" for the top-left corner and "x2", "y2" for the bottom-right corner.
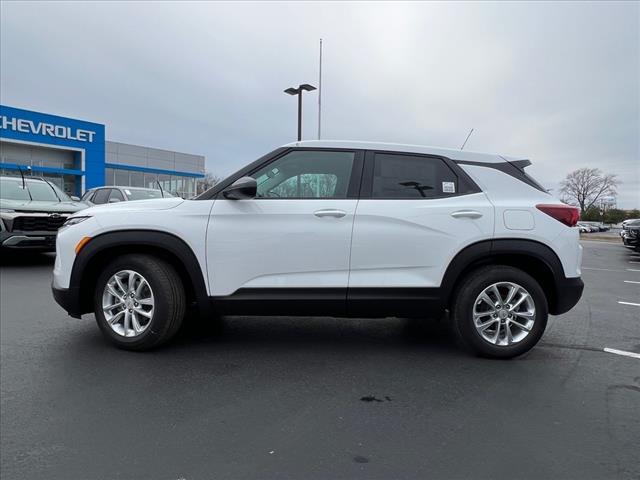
[
  {"x1": 102, "y1": 270, "x2": 155, "y2": 337},
  {"x1": 472, "y1": 281, "x2": 536, "y2": 346}
]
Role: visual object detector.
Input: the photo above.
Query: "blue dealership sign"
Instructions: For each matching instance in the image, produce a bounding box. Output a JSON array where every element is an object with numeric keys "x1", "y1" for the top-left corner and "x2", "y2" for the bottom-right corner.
[{"x1": 0, "y1": 105, "x2": 106, "y2": 189}]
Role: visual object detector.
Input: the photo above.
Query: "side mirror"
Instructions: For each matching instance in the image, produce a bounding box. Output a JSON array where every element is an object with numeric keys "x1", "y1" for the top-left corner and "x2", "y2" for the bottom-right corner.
[
  {"x1": 222, "y1": 176, "x2": 257, "y2": 200},
  {"x1": 108, "y1": 197, "x2": 121, "y2": 203},
  {"x1": 70, "y1": 196, "x2": 80, "y2": 201}
]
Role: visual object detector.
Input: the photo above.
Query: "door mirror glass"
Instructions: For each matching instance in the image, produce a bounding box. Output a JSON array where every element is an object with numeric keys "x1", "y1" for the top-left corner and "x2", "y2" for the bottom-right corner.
[{"x1": 222, "y1": 176, "x2": 257, "y2": 200}]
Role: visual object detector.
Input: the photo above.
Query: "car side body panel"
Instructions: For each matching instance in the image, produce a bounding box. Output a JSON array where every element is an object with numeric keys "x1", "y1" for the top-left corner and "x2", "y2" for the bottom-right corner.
[
  {"x1": 207, "y1": 198, "x2": 358, "y2": 295},
  {"x1": 349, "y1": 192, "x2": 495, "y2": 288},
  {"x1": 53, "y1": 198, "x2": 213, "y2": 292},
  {"x1": 459, "y1": 164, "x2": 582, "y2": 278}
]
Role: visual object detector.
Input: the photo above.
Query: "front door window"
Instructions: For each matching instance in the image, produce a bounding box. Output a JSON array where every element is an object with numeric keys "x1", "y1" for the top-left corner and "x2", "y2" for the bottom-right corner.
[{"x1": 252, "y1": 150, "x2": 355, "y2": 199}]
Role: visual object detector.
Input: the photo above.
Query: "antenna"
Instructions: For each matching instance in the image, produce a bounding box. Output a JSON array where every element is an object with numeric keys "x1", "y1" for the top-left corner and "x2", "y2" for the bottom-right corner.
[
  {"x1": 156, "y1": 179, "x2": 164, "y2": 198},
  {"x1": 317, "y1": 38, "x2": 323, "y2": 140},
  {"x1": 460, "y1": 128, "x2": 474, "y2": 150},
  {"x1": 18, "y1": 165, "x2": 26, "y2": 189},
  {"x1": 17, "y1": 166, "x2": 33, "y2": 200}
]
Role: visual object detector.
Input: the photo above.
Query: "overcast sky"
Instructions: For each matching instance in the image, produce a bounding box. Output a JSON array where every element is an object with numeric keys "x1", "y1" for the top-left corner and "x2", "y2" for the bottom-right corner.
[{"x1": 1, "y1": 1, "x2": 638, "y2": 207}]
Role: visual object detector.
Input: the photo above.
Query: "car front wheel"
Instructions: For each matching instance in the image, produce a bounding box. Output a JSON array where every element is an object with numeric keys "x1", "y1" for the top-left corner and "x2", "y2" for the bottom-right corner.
[
  {"x1": 93, "y1": 254, "x2": 185, "y2": 351},
  {"x1": 451, "y1": 266, "x2": 548, "y2": 358}
]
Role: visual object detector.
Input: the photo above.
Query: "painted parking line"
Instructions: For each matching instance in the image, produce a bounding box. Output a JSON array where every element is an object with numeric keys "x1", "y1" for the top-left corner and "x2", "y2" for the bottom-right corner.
[
  {"x1": 617, "y1": 301, "x2": 640, "y2": 307},
  {"x1": 583, "y1": 267, "x2": 626, "y2": 273},
  {"x1": 583, "y1": 267, "x2": 640, "y2": 273},
  {"x1": 580, "y1": 240, "x2": 622, "y2": 245},
  {"x1": 603, "y1": 348, "x2": 640, "y2": 359},
  {"x1": 624, "y1": 280, "x2": 640, "y2": 285}
]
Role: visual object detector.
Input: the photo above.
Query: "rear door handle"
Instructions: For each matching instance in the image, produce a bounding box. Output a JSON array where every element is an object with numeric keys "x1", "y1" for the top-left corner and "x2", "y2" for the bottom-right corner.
[
  {"x1": 314, "y1": 209, "x2": 347, "y2": 218},
  {"x1": 450, "y1": 210, "x2": 483, "y2": 219}
]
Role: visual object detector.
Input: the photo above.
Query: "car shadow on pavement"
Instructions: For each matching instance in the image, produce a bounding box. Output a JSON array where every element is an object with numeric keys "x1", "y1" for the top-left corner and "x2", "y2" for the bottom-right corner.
[
  {"x1": 0, "y1": 251, "x2": 55, "y2": 267},
  {"x1": 170, "y1": 314, "x2": 461, "y2": 356}
]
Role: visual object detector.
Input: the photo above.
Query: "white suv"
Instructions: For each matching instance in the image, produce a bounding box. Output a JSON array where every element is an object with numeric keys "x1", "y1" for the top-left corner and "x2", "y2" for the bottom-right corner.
[{"x1": 52, "y1": 141, "x2": 584, "y2": 357}]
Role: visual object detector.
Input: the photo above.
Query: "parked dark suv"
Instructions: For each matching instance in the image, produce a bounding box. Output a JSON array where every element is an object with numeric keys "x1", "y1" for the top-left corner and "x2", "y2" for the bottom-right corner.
[{"x1": 622, "y1": 219, "x2": 640, "y2": 252}]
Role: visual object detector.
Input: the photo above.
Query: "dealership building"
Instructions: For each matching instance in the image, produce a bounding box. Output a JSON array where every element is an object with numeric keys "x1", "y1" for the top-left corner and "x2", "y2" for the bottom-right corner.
[{"x1": 0, "y1": 105, "x2": 205, "y2": 198}]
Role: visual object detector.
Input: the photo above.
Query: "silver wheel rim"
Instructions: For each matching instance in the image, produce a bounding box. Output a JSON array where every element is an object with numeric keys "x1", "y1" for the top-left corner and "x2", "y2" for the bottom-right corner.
[
  {"x1": 102, "y1": 270, "x2": 154, "y2": 337},
  {"x1": 472, "y1": 281, "x2": 535, "y2": 346}
]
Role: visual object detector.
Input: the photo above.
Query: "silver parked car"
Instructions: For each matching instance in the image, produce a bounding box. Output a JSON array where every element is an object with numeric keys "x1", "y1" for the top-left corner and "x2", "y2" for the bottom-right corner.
[
  {"x1": 0, "y1": 176, "x2": 87, "y2": 251},
  {"x1": 81, "y1": 186, "x2": 174, "y2": 206}
]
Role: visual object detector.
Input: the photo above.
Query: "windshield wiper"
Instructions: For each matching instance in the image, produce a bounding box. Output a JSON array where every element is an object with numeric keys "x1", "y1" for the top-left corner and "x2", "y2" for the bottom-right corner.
[{"x1": 40, "y1": 177, "x2": 62, "y2": 201}]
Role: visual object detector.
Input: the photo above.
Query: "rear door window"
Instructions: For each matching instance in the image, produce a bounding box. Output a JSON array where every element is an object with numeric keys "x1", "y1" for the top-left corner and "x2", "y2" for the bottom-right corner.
[{"x1": 371, "y1": 153, "x2": 459, "y2": 199}]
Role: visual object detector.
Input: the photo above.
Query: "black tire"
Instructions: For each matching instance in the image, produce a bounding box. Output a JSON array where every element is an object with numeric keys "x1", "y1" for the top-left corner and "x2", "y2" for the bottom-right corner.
[
  {"x1": 93, "y1": 254, "x2": 185, "y2": 351},
  {"x1": 451, "y1": 266, "x2": 548, "y2": 359}
]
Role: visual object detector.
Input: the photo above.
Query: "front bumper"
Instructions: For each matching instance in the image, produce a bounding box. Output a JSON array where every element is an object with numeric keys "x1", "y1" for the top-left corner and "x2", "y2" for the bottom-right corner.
[
  {"x1": 552, "y1": 276, "x2": 584, "y2": 315},
  {"x1": 0, "y1": 231, "x2": 57, "y2": 250},
  {"x1": 622, "y1": 234, "x2": 638, "y2": 247},
  {"x1": 52, "y1": 284, "x2": 83, "y2": 318}
]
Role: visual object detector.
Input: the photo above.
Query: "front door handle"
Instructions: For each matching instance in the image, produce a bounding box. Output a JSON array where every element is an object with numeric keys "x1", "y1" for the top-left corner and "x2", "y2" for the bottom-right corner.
[
  {"x1": 314, "y1": 209, "x2": 347, "y2": 218},
  {"x1": 451, "y1": 210, "x2": 483, "y2": 219}
]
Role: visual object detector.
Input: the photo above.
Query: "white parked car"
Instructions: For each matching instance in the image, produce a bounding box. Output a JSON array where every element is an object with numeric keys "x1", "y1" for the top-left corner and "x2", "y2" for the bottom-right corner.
[
  {"x1": 577, "y1": 222, "x2": 596, "y2": 233},
  {"x1": 52, "y1": 141, "x2": 584, "y2": 358},
  {"x1": 81, "y1": 186, "x2": 174, "y2": 206}
]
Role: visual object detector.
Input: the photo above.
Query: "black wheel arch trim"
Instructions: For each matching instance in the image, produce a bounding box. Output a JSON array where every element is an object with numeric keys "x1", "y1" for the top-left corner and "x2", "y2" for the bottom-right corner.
[
  {"x1": 441, "y1": 238, "x2": 582, "y2": 315},
  {"x1": 68, "y1": 230, "x2": 210, "y2": 316}
]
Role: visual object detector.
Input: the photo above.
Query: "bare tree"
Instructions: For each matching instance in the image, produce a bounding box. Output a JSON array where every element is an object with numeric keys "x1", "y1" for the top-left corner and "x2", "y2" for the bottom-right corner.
[
  {"x1": 559, "y1": 168, "x2": 619, "y2": 215},
  {"x1": 197, "y1": 171, "x2": 222, "y2": 195}
]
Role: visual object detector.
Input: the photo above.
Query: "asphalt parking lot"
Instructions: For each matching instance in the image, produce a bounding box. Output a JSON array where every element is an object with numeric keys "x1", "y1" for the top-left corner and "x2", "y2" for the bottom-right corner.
[{"x1": 1, "y1": 241, "x2": 639, "y2": 480}]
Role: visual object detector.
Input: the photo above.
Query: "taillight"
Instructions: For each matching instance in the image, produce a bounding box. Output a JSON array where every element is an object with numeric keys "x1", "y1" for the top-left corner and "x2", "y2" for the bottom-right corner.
[{"x1": 536, "y1": 204, "x2": 580, "y2": 227}]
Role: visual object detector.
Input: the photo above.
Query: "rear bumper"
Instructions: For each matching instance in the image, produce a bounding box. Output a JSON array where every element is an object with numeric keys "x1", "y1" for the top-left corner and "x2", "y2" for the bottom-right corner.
[
  {"x1": 52, "y1": 284, "x2": 83, "y2": 318},
  {"x1": 552, "y1": 276, "x2": 584, "y2": 315}
]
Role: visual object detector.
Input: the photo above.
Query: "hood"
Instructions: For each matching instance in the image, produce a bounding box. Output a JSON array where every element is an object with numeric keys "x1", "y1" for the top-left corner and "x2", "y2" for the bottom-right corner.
[
  {"x1": 0, "y1": 198, "x2": 89, "y2": 213},
  {"x1": 81, "y1": 197, "x2": 184, "y2": 216}
]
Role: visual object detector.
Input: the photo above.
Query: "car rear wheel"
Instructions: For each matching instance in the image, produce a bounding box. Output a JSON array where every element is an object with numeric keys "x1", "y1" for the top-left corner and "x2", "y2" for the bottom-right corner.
[
  {"x1": 93, "y1": 254, "x2": 185, "y2": 351},
  {"x1": 451, "y1": 266, "x2": 548, "y2": 358}
]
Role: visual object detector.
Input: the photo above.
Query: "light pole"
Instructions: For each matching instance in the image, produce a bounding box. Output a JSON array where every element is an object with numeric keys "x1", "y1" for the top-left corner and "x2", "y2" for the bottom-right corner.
[{"x1": 284, "y1": 83, "x2": 316, "y2": 141}]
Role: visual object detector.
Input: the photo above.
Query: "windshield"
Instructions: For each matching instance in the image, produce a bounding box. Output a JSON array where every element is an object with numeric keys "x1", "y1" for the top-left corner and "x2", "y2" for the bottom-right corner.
[
  {"x1": 29, "y1": 181, "x2": 72, "y2": 201},
  {"x1": 1, "y1": 179, "x2": 31, "y2": 200},
  {"x1": 0, "y1": 178, "x2": 72, "y2": 202},
  {"x1": 125, "y1": 189, "x2": 173, "y2": 201}
]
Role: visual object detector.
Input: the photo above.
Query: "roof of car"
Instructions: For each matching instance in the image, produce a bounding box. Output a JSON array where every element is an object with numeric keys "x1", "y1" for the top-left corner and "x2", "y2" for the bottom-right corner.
[
  {"x1": 283, "y1": 140, "x2": 526, "y2": 164},
  {"x1": 88, "y1": 186, "x2": 161, "y2": 191},
  {"x1": 1, "y1": 175, "x2": 48, "y2": 182}
]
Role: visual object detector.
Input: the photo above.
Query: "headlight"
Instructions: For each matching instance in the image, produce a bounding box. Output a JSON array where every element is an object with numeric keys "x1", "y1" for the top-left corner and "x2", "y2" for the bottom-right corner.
[{"x1": 62, "y1": 216, "x2": 91, "y2": 227}]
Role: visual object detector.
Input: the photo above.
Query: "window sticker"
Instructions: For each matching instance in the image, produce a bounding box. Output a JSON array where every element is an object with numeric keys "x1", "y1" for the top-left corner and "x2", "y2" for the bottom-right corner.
[
  {"x1": 442, "y1": 181, "x2": 455, "y2": 193},
  {"x1": 125, "y1": 189, "x2": 132, "y2": 195}
]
